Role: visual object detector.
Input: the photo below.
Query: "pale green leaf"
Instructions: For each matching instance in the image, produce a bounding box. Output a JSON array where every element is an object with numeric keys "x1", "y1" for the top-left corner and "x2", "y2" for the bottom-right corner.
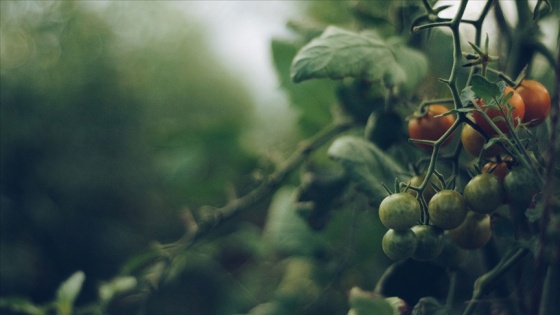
[
  {"x1": 291, "y1": 26, "x2": 395, "y2": 83},
  {"x1": 0, "y1": 297, "x2": 44, "y2": 315}
]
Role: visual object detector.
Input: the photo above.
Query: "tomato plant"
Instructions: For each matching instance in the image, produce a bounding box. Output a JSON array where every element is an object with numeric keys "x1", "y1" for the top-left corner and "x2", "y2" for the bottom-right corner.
[
  {"x1": 472, "y1": 86, "x2": 525, "y2": 135},
  {"x1": 408, "y1": 104, "x2": 455, "y2": 150},
  {"x1": 3, "y1": 1, "x2": 557, "y2": 315},
  {"x1": 516, "y1": 79, "x2": 551, "y2": 127}
]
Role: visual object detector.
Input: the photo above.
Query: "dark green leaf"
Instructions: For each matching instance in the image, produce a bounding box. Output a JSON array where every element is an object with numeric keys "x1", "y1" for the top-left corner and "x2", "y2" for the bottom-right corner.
[
  {"x1": 290, "y1": 26, "x2": 396, "y2": 83},
  {"x1": 327, "y1": 136, "x2": 406, "y2": 206},
  {"x1": 388, "y1": 39, "x2": 428, "y2": 95}
]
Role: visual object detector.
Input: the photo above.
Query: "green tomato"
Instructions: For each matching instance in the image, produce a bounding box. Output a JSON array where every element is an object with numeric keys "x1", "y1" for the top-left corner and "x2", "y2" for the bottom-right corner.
[
  {"x1": 463, "y1": 173, "x2": 504, "y2": 214},
  {"x1": 378, "y1": 193, "x2": 421, "y2": 230},
  {"x1": 428, "y1": 190, "x2": 467, "y2": 230},
  {"x1": 411, "y1": 225, "x2": 444, "y2": 261},
  {"x1": 382, "y1": 229, "x2": 418, "y2": 261},
  {"x1": 504, "y1": 167, "x2": 541, "y2": 209}
]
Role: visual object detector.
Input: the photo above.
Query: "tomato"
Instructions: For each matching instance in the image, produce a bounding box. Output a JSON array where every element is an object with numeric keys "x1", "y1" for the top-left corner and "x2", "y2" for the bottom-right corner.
[
  {"x1": 482, "y1": 158, "x2": 510, "y2": 182},
  {"x1": 449, "y1": 212, "x2": 492, "y2": 250},
  {"x1": 461, "y1": 123, "x2": 503, "y2": 158},
  {"x1": 408, "y1": 104, "x2": 455, "y2": 150},
  {"x1": 463, "y1": 173, "x2": 504, "y2": 214},
  {"x1": 516, "y1": 80, "x2": 551, "y2": 127},
  {"x1": 378, "y1": 193, "x2": 421, "y2": 230},
  {"x1": 411, "y1": 225, "x2": 444, "y2": 261},
  {"x1": 472, "y1": 86, "x2": 525, "y2": 135},
  {"x1": 504, "y1": 167, "x2": 541, "y2": 209},
  {"x1": 428, "y1": 190, "x2": 467, "y2": 230},
  {"x1": 407, "y1": 174, "x2": 438, "y2": 203},
  {"x1": 382, "y1": 229, "x2": 418, "y2": 260}
]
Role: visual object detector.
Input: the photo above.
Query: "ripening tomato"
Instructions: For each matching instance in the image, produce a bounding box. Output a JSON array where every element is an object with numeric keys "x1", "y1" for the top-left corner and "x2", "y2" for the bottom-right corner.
[
  {"x1": 461, "y1": 123, "x2": 503, "y2": 158},
  {"x1": 449, "y1": 212, "x2": 492, "y2": 250},
  {"x1": 408, "y1": 105, "x2": 455, "y2": 150},
  {"x1": 473, "y1": 86, "x2": 525, "y2": 136},
  {"x1": 482, "y1": 158, "x2": 511, "y2": 182},
  {"x1": 516, "y1": 80, "x2": 551, "y2": 127}
]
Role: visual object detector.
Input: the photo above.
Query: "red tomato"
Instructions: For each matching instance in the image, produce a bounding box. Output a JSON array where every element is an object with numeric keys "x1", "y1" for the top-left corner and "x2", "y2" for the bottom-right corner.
[{"x1": 408, "y1": 105, "x2": 455, "y2": 150}]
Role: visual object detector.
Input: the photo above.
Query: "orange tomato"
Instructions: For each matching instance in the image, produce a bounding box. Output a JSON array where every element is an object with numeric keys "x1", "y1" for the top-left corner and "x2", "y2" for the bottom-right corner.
[
  {"x1": 408, "y1": 105, "x2": 455, "y2": 150},
  {"x1": 516, "y1": 80, "x2": 551, "y2": 127}
]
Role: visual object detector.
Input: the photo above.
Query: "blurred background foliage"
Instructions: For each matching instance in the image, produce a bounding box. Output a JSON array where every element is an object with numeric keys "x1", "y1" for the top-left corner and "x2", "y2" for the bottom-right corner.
[
  {"x1": 1, "y1": 0, "x2": 258, "y2": 305},
  {"x1": 1, "y1": 1, "x2": 558, "y2": 315}
]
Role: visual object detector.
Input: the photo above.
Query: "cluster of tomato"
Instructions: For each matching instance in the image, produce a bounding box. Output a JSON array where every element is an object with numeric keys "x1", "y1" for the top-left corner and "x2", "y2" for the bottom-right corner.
[{"x1": 379, "y1": 79, "x2": 550, "y2": 262}]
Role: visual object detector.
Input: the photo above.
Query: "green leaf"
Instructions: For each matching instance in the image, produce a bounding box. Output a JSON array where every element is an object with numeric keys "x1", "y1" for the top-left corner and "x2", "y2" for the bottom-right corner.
[
  {"x1": 272, "y1": 39, "x2": 336, "y2": 136},
  {"x1": 327, "y1": 136, "x2": 406, "y2": 206},
  {"x1": 290, "y1": 26, "x2": 396, "y2": 83},
  {"x1": 388, "y1": 39, "x2": 428, "y2": 95},
  {"x1": 470, "y1": 75, "x2": 502, "y2": 101},
  {"x1": 56, "y1": 271, "x2": 85, "y2": 315},
  {"x1": 0, "y1": 297, "x2": 44, "y2": 315}
]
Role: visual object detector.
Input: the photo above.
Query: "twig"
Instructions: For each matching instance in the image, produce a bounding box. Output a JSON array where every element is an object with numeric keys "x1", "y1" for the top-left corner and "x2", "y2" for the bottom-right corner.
[{"x1": 463, "y1": 248, "x2": 530, "y2": 315}]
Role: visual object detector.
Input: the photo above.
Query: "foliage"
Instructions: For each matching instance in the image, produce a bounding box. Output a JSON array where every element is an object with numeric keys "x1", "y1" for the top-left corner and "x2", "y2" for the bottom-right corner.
[{"x1": 1, "y1": 1, "x2": 559, "y2": 315}]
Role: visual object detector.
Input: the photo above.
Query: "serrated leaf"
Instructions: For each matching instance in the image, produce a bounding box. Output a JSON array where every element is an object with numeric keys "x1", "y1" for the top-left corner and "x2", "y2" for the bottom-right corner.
[
  {"x1": 327, "y1": 136, "x2": 405, "y2": 206},
  {"x1": 290, "y1": 26, "x2": 396, "y2": 83},
  {"x1": 0, "y1": 297, "x2": 44, "y2": 315},
  {"x1": 56, "y1": 271, "x2": 85, "y2": 315},
  {"x1": 470, "y1": 75, "x2": 501, "y2": 101}
]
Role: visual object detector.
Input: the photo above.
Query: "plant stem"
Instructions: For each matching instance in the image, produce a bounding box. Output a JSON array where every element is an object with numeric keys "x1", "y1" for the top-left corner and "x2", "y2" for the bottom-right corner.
[{"x1": 463, "y1": 248, "x2": 530, "y2": 315}]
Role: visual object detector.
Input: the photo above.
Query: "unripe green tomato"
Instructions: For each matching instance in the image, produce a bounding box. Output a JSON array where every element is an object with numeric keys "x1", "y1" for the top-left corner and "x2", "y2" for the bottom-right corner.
[
  {"x1": 428, "y1": 190, "x2": 467, "y2": 230},
  {"x1": 449, "y1": 212, "x2": 492, "y2": 250},
  {"x1": 463, "y1": 173, "x2": 504, "y2": 214},
  {"x1": 504, "y1": 167, "x2": 541, "y2": 209},
  {"x1": 411, "y1": 225, "x2": 444, "y2": 261},
  {"x1": 378, "y1": 193, "x2": 421, "y2": 230},
  {"x1": 382, "y1": 229, "x2": 418, "y2": 261}
]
